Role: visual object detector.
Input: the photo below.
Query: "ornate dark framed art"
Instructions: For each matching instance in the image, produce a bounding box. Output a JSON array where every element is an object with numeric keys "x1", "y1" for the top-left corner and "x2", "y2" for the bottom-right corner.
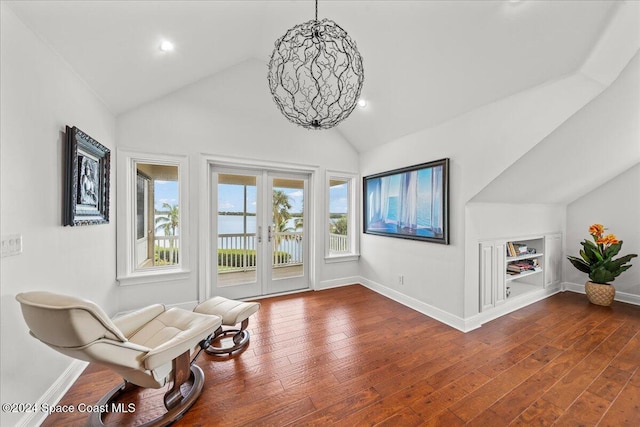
[{"x1": 64, "y1": 126, "x2": 110, "y2": 226}]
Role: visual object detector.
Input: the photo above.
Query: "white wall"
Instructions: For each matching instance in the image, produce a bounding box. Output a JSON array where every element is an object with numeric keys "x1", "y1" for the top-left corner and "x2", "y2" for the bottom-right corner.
[
  {"x1": 115, "y1": 58, "x2": 361, "y2": 311},
  {"x1": 360, "y1": 8, "x2": 638, "y2": 323},
  {"x1": 565, "y1": 164, "x2": 640, "y2": 297},
  {"x1": 464, "y1": 203, "x2": 565, "y2": 317},
  {"x1": 472, "y1": 51, "x2": 640, "y2": 205},
  {"x1": 359, "y1": 72, "x2": 603, "y2": 320},
  {"x1": 0, "y1": 5, "x2": 116, "y2": 426},
  {"x1": 463, "y1": 50, "x2": 640, "y2": 317}
]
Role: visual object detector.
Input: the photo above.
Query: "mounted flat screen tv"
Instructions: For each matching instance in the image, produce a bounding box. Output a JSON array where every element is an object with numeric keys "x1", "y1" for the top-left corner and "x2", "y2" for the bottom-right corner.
[{"x1": 363, "y1": 158, "x2": 449, "y2": 244}]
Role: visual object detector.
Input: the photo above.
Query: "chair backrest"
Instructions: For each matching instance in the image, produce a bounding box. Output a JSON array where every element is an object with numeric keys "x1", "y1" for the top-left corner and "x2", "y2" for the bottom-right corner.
[{"x1": 16, "y1": 291, "x2": 127, "y2": 348}]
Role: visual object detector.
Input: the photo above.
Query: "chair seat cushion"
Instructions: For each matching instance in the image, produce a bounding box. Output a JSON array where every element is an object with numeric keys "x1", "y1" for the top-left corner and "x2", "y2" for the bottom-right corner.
[
  {"x1": 194, "y1": 297, "x2": 260, "y2": 326},
  {"x1": 129, "y1": 308, "x2": 219, "y2": 349}
]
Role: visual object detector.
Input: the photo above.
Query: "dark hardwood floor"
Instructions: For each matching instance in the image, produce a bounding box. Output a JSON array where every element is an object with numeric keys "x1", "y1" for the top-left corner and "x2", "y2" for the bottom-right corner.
[{"x1": 42, "y1": 285, "x2": 640, "y2": 426}]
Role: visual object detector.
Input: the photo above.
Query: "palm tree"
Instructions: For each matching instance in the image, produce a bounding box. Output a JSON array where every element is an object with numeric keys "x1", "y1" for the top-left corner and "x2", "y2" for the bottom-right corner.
[
  {"x1": 272, "y1": 190, "x2": 292, "y2": 233},
  {"x1": 272, "y1": 190, "x2": 294, "y2": 252},
  {"x1": 155, "y1": 203, "x2": 179, "y2": 264},
  {"x1": 155, "y1": 203, "x2": 179, "y2": 236}
]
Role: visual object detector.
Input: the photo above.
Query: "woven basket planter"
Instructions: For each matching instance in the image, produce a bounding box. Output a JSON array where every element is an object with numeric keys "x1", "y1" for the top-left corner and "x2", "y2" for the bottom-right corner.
[{"x1": 585, "y1": 281, "x2": 615, "y2": 306}]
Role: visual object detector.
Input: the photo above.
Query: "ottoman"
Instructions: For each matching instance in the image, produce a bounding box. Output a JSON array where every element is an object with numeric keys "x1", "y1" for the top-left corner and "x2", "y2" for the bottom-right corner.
[{"x1": 194, "y1": 296, "x2": 260, "y2": 355}]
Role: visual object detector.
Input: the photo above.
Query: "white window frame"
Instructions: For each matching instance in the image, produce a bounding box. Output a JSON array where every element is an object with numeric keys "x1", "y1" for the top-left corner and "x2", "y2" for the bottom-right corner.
[
  {"x1": 325, "y1": 171, "x2": 359, "y2": 263},
  {"x1": 116, "y1": 149, "x2": 190, "y2": 285}
]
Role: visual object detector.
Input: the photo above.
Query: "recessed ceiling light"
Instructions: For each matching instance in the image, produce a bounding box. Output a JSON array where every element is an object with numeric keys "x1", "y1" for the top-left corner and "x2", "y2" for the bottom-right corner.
[
  {"x1": 159, "y1": 40, "x2": 174, "y2": 52},
  {"x1": 357, "y1": 98, "x2": 367, "y2": 108}
]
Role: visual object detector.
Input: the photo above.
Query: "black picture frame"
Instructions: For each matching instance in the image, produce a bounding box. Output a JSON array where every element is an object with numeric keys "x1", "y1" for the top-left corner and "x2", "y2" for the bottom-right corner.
[
  {"x1": 363, "y1": 158, "x2": 449, "y2": 244},
  {"x1": 64, "y1": 126, "x2": 110, "y2": 226}
]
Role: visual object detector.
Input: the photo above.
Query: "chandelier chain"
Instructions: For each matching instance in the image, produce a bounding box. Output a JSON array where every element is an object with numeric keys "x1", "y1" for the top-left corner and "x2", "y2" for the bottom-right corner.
[{"x1": 315, "y1": 0, "x2": 318, "y2": 21}]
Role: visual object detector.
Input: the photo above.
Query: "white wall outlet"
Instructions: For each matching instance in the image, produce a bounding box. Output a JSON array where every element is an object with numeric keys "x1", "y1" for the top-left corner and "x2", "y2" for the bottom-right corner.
[
  {"x1": 1, "y1": 234, "x2": 23, "y2": 257},
  {"x1": 398, "y1": 274, "x2": 404, "y2": 285}
]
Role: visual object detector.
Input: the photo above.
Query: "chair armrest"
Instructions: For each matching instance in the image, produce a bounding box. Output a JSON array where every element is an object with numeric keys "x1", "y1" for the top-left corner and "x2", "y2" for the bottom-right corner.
[
  {"x1": 141, "y1": 311, "x2": 221, "y2": 370},
  {"x1": 113, "y1": 304, "x2": 165, "y2": 339}
]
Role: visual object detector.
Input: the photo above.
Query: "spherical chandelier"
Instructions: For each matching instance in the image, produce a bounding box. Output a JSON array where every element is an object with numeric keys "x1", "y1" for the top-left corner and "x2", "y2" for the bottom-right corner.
[{"x1": 267, "y1": 0, "x2": 364, "y2": 130}]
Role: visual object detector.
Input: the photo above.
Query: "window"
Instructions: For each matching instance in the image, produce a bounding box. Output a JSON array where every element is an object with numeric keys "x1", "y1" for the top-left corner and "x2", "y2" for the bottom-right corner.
[
  {"x1": 117, "y1": 151, "x2": 189, "y2": 285},
  {"x1": 326, "y1": 172, "x2": 359, "y2": 261}
]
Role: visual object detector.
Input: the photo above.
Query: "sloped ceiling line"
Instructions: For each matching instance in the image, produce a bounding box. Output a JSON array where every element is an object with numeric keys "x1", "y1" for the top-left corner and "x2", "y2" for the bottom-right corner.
[{"x1": 470, "y1": 1, "x2": 640, "y2": 205}]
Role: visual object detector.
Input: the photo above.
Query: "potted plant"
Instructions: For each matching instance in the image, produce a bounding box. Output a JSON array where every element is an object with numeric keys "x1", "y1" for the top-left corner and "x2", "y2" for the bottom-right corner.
[{"x1": 567, "y1": 224, "x2": 637, "y2": 306}]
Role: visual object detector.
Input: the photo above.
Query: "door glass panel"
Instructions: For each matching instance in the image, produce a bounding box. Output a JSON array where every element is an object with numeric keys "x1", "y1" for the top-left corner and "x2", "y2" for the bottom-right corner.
[
  {"x1": 217, "y1": 174, "x2": 258, "y2": 286},
  {"x1": 134, "y1": 163, "x2": 179, "y2": 269},
  {"x1": 271, "y1": 178, "x2": 304, "y2": 280}
]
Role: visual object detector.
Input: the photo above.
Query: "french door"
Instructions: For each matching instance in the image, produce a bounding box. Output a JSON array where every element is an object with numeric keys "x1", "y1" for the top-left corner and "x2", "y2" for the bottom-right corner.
[{"x1": 211, "y1": 167, "x2": 310, "y2": 299}]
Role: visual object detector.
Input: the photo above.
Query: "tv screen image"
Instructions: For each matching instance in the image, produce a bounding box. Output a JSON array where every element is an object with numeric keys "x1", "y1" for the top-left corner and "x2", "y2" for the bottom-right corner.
[{"x1": 363, "y1": 158, "x2": 449, "y2": 244}]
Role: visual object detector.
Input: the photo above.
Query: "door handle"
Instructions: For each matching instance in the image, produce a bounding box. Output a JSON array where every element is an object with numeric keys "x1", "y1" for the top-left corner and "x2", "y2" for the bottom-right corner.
[
  {"x1": 268, "y1": 226, "x2": 272, "y2": 243},
  {"x1": 258, "y1": 226, "x2": 262, "y2": 243}
]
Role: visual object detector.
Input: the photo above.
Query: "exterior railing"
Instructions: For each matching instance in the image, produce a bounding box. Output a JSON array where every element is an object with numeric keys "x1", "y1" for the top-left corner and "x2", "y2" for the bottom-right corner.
[
  {"x1": 155, "y1": 235, "x2": 179, "y2": 265},
  {"x1": 154, "y1": 232, "x2": 348, "y2": 270},
  {"x1": 217, "y1": 231, "x2": 348, "y2": 272},
  {"x1": 217, "y1": 232, "x2": 304, "y2": 272},
  {"x1": 329, "y1": 233, "x2": 349, "y2": 253},
  {"x1": 273, "y1": 231, "x2": 303, "y2": 265}
]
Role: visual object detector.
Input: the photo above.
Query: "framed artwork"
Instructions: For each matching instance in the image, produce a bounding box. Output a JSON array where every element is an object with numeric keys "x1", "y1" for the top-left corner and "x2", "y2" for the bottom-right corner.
[
  {"x1": 64, "y1": 126, "x2": 110, "y2": 226},
  {"x1": 363, "y1": 158, "x2": 449, "y2": 244}
]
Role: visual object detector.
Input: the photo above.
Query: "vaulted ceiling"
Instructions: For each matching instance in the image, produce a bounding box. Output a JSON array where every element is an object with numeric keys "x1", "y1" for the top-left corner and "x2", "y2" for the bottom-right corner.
[{"x1": 5, "y1": 0, "x2": 618, "y2": 152}]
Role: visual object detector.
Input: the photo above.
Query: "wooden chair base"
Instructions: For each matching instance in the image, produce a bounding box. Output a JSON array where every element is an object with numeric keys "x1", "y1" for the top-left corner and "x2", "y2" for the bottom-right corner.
[{"x1": 89, "y1": 363, "x2": 204, "y2": 427}]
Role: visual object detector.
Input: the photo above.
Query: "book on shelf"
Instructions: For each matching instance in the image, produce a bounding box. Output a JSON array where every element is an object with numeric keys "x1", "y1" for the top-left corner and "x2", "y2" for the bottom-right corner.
[
  {"x1": 506, "y1": 258, "x2": 540, "y2": 275},
  {"x1": 506, "y1": 241, "x2": 536, "y2": 257}
]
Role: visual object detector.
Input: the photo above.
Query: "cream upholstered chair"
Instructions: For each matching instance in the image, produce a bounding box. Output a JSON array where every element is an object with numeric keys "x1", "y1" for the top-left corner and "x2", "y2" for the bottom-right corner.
[{"x1": 16, "y1": 291, "x2": 222, "y2": 427}]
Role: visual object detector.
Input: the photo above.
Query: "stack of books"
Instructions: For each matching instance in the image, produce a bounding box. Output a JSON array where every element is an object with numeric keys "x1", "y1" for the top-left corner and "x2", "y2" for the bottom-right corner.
[{"x1": 507, "y1": 258, "x2": 541, "y2": 275}]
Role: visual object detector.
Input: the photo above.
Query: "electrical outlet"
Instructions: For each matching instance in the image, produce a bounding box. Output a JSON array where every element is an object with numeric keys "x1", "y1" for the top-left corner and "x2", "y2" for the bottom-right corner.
[
  {"x1": 1, "y1": 234, "x2": 23, "y2": 257},
  {"x1": 398, "y1": 274, "x2": 404, "y2": 285}
]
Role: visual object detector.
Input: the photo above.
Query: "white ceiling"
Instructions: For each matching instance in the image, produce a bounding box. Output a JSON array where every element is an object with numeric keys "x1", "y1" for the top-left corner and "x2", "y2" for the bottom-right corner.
[{"x1": 5, "y1": 0, "x2": 618, "y2": 152}]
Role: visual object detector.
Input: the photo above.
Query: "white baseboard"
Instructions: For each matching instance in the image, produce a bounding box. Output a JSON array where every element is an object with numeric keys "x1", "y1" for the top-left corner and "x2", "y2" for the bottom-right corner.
[
  {"x1": 464, "y1": 284, "x2": 562, "y2": 331},
  {"x1": 17, "y1": 359, "x2": 88, "y2": 427},
  {"x1": 357, "y1": 276, "x2": 471, "y2": 332},
  {"x1": 563, "y1": 281, "x2": 640, "y2": 306},
  {"x1": 316, "y1": 276, "x2": 361, "y2": 291},
  {"x1": 357, "y1": 278, "x2": 563, "y2": 333}
]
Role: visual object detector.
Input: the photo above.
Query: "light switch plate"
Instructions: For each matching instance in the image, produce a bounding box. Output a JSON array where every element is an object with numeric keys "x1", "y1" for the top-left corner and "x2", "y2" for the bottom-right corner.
[{"x1": 1, "y1": 234, "x2": 23, "y2": 257}]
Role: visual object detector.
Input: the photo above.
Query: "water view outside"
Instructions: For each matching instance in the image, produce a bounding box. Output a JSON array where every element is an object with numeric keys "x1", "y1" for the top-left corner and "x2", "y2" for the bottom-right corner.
[
  {"x1": 135, "y1": 160, "x2": 181, "y2": 269},
  {"x1": 329, "y1": 180, "x2": 349, "y2": 253}
]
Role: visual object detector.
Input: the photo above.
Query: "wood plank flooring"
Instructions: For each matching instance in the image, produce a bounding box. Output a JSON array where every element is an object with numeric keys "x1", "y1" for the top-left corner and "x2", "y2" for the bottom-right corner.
[{"x1": 42, "y1": 285, "x2": 640, "y2": 426}]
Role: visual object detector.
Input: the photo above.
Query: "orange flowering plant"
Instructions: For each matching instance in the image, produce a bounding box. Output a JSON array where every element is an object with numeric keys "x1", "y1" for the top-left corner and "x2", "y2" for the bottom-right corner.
[{"x1": 567, "y1": 224, "x2": 637, "y2": 284}]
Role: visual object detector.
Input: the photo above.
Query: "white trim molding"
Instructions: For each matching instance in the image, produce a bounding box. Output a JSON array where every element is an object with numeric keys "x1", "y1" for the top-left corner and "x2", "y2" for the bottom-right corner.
[
  {"x1": 563, "y1": 281, "x2": 640, "y2": 306},
  {"x1": 198, "y1": 153, "x2": 320, "y2": 302},
  {"x1": 116, "y1": 149, "x2": 191, "y2": 286},
  {"x1": 16, "y1": 360, "x2": 88, "y2": 427},
  {"x1": 465, "y1": 284, "x2": 562, "y2": 331},
  {"x1": 358, "y1": 276, "x2": 471, "y2": 332},
  {"x1": 317, "y1": 276, "x2": 361, "y2": 291},
  {"x1": 325, "y1": 170, "x2": 360, "y2": 261},
  {"x1": 358, "y1": 278, "x2": 562, "y2": 332}
]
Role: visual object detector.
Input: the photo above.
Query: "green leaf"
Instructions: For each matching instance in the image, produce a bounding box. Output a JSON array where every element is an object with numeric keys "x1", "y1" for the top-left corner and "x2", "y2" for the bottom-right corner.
[
  {"x1": 590, "y1": 267, "x2": 616, "y2": 284},
  {"x1": 567, "y1": 256, "x2": 591, "y2": 274},
  {"x1": 603, "y1": 241, "x2": 622, "y2": 259},
  {"x1": 609, "y1": 254, "x2": 637, "y2": 271},
  {"x1": 581, "y1": 240, "x2": 603, "y2": 262}
]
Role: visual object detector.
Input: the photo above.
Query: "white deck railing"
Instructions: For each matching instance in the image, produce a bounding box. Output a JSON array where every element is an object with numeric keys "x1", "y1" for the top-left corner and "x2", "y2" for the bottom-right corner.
[
  {"x1": 217, "y1": 232, "x2": 305, "y2": 271},
  {"x1": 154, "y1": 235, "x2": 179, "y2": 265},
  {"x1": 329, "y1": 233, "x2": 349, "y2": 253},
  {"x1": 156, "y1": 232, "x2": 348, "y2": 270}
]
